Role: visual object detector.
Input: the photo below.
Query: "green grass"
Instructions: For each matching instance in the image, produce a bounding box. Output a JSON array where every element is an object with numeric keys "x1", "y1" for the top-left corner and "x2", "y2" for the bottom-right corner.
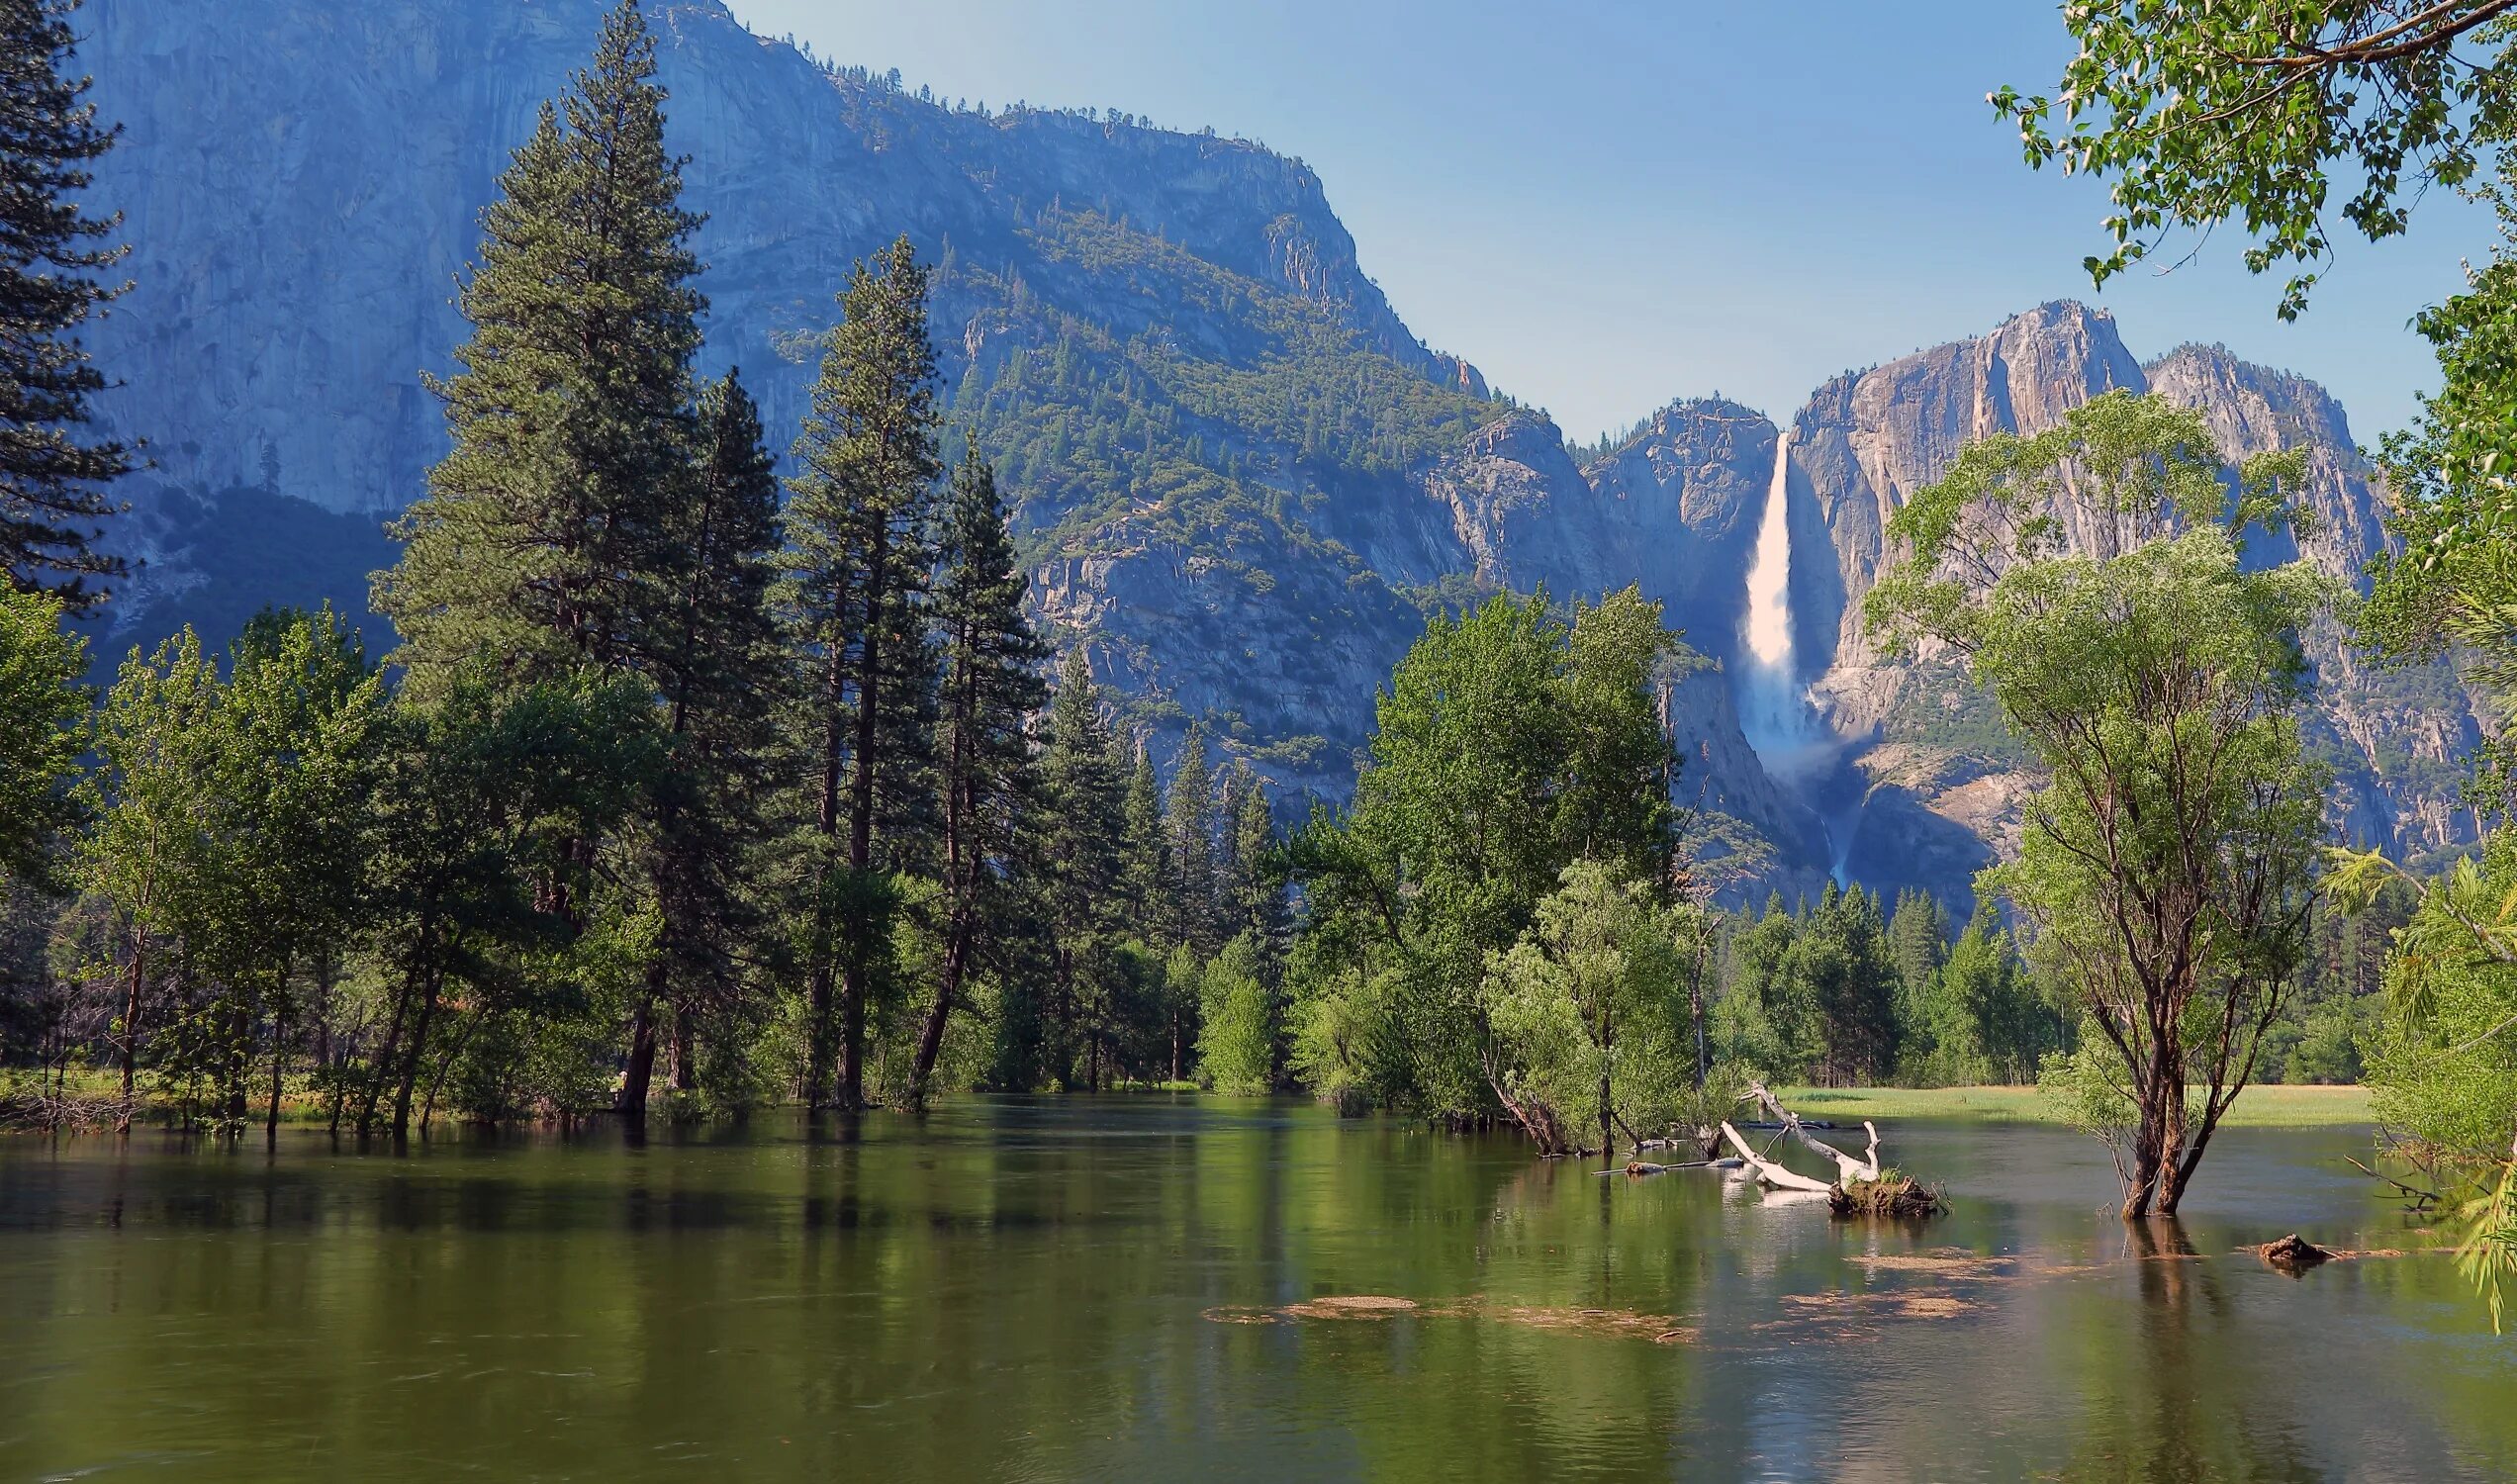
[{"x1": 1776, "y1": 1083, "x2": 2376, "y2": 1128}]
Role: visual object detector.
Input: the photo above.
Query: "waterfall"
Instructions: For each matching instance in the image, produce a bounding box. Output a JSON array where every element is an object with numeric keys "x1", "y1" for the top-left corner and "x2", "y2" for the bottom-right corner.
[{"x1": 1735, "y1": 430, "x2": 1824, "y2": 781}]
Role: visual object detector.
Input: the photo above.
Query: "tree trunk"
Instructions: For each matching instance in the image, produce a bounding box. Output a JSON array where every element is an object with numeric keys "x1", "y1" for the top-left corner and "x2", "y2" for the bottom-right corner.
[
  {"x1": 265, "y1": 1001, "x2": 287, "y2": 1147},
  {"x1": 1597, "y1": 999, "x2": 1615, "y2": 1162},
  {"x1": 803, "y1": 621, "x2": 849, "y2": 1110},
  {"x1": 839, "y1": 531, "x2": 890, "y2": 1113},
  {"x1": 390, "y1": 971, "x2": 441, "y2": 1143},
  {"x1": 839, "y1": 960, "x2": 868, "y2": 1111},
  {"x1": 621, "y1": 985, "x2": 660, "y2": 1128},
  {"x1": 672, "y1": 1006, "x2": 698, "y2": 1093},
  {"x1": 115, "y1": 922, "x2": 147, "y2": 1135},
  {"x1": 910, "y1": 944, "x2": 961, "y2": 1109}
]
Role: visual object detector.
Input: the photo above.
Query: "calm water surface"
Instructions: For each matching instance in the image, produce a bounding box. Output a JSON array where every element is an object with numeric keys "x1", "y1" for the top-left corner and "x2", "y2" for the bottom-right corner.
[{"x1": 1, "y1": 1097, "x2": 2510, "y2": 1482}]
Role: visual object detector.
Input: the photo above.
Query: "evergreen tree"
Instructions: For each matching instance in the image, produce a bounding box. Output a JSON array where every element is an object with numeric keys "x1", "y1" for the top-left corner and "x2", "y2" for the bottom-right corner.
[
  {"x1": 781, "y1": 234, "x2": 943, "y2": 1110},
  {"x1": 1809, "y1": 883, "x2": 1900, "y2": 1085},
  {"x1": 377, "y1": 0, "x2": 704, "y2": 690},
  {"x1": 1224, "y1": 763, "x2": 1288, "y2": 951},
  {"x1": 1026, "y1": 646, "x2": 1126, "y2": 1088},
  {"x1": 1888, "y1": 889, "x2": 1948, "y2": 1000},
  {"x1": 622, "y1": 370, "x2": 784, "y2": 1119},
  {"x1": 0, "y1": 0, "x2": 131, "y2": 609},
  {"x1": 1122, "y1": 738, "x2": 1166, "y2": 921},
  {"x1": 1164, "y1": 720, "x2": 1219, "y2": 956},
  {"x1": 909, "y1": 450, "x2": 1046, "y2": 1103}
]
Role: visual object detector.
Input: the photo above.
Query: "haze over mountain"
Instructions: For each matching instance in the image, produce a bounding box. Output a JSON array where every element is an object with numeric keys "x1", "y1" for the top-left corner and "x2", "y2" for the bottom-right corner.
[{"x1": 82, "y1": 0, "x2": 2480, "y2": 907}]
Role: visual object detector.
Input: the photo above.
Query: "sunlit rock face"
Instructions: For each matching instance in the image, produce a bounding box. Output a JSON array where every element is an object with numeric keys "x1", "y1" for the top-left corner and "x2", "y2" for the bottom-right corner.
[
  {"x1": 85, "y1": 0, "x2": 2477, "y2": 906},
  {"x1": 1780, "y1": 306, "x2": 2484, "y2": 907}
]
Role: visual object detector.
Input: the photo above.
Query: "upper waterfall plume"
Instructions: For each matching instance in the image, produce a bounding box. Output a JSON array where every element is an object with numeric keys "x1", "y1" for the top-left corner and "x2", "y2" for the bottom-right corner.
[
  {"x1": 1743, "y1": 428, "x2": 1796, "y2": 674},
  {"x1": 1735, "y1": 428, "x2": 1826, "y2": 781}
]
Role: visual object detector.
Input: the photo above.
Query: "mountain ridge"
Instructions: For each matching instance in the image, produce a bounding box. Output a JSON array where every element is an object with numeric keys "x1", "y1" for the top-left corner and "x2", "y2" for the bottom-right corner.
[{"x1": 79, "y1": 0, "x2": 2480, "y2": 906}]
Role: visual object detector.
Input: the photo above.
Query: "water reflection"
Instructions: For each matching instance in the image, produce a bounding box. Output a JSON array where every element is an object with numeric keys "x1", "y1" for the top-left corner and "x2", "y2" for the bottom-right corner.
[{"x1": 0, "y1": 1100, "x2": 2509, "y2": 1481}]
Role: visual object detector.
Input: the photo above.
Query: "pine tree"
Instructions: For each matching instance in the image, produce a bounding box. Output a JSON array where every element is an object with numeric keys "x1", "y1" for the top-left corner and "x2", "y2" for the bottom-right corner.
[
  {"x1": 1164, "y1": 721, "x2": 1219, "y2": 955},
  {"x1": 909, "y1": 450, "x2": 1046, "y2": 1103},
  {"x1": 1122, "y1": 740, "x2": 1167, "y2": 930},
  {"x1": 1888, "y1": 888, "x2": 1949, "y2": 999},
  {"x1": 1027, "y1": 646, "x2": 1126, "y2": 1088},
  {"x1": 377, "y1": 0, "x2": 704, "y2": 691},
  {"x1": 1225, "y1": 765, "x2": 1289, "y2": 957},
  {"x1": 622, "y1": 370, "x2": 784, "y2": 1119},
  {"x1": 781, "y1": 234, "x2": 943, "y2": 1110},
  {"x1": 0, "y1": 0, "x2": 132, "y2": 608}
]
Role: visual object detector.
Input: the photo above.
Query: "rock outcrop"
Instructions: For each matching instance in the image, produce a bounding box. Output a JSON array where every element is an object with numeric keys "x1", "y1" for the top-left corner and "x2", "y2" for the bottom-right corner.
[{"x1": 80, "y1": 0, "x2": 2483, "y2": 906}]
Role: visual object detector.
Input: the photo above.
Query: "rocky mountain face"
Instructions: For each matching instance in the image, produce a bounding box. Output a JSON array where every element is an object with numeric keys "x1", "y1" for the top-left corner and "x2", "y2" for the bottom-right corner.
[
  {"x1": 1782, "y1": 304, "x2": 2481, "y2": 905},
  {"x1": 82, "y1": 1, "x2": 2477, "y2": 907}
]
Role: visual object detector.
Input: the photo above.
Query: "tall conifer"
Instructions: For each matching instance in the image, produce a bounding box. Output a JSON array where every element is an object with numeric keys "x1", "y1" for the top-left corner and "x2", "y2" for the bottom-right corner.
[
  {"x1": 0, "y1": 0, "x2": 131, "y2": 608},
  {"x1": 377, "y1": 0, "x2": 703, "y2": 690},
  {"x1": 1029, "y1": 647, "x2": 1126, "y2": 1086},
  {"x1": 1122, "y1": 741, "x2": 1166, "y2": 929},
  {"x1": 781, "y1": 235, "x2": 943, "y2": 1110},
  {"x1": 622, "y1": 370, "x2": 784, "y2": 1116},
  {"x1": 1164, "y1": 722, "x2": 1219, "y2": 955},
  {"x1": 909, "y1": 451, "x2": 1045, "y2": 1101}
]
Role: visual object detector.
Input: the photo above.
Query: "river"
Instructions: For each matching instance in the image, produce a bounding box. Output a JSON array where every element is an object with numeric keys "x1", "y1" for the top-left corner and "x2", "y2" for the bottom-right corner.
[{"x1": 1, "y1": 1098, "x2": 2509, "y2": 1481}]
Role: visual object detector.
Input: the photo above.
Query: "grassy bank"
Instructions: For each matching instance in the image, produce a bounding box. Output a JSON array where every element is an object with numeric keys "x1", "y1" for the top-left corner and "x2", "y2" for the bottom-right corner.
[{"x1": 1777, "y1": 1083, "x2": 2376, "y2": 1128}]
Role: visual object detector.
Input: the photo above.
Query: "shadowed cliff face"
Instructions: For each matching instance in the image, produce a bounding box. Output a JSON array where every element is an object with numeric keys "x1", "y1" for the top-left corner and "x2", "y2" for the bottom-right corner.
[{"x1": 83, "y1": 1, "x2": 2479, "y2": 906}]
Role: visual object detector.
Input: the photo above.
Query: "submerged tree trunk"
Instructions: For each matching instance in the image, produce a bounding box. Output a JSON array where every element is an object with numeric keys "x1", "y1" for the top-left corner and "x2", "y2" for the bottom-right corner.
[
  {"x1": 115, "y1": 922, "x2": 148, "y2": 1135},
  {"x1": 621, "y1": 984, "x2": 660, "y2": 1127},
  {"x1": 265, "y1": 998, "x2": 288, "y2": 1146},
  {"x1": 672, "y1": 1006, "x2": 697, "y2": 1093},
  {"x1": 839, "y1": 531, "x2": 890, "y2": 1114}
]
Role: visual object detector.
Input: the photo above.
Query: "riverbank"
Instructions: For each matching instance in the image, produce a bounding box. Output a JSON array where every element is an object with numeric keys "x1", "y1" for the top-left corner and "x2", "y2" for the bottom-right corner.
[
  {"x1": 1778, "y1": 1083, "x2": 2376, "y2": 1128},
  {"x1": 8, "y1": 1071, "x2": 2379, "y2": 1133}
]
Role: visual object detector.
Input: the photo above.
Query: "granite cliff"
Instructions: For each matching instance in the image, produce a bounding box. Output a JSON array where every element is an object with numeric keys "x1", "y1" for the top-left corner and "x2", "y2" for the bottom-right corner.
[{"x1": 81, "y1": 1, "x2": 2476, "y2": 907}]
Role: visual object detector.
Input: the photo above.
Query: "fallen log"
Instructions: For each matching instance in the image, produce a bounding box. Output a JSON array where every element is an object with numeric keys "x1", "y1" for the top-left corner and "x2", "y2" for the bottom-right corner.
[
  {"x1": 1749, "y1": 1081, "x2": 1879, "y2": 1185},
  {"x1": 1615, "y1": 1157, "x2": 1746, "y2": 1177},
  {"x1": 1720, "y1": 1121, "x2": 1834, "y2": 1193}
]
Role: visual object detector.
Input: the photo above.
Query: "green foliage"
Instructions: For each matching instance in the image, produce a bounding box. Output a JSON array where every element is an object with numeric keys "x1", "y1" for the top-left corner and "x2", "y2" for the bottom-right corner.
[
  {"x1": 0, "y1": 588, "x2": 84, "y2": 889},
  {"x1": 1724, "y1": 884, "x2": 1905, "y2": 1087},
  {"x1": 1995, "y1": 2, "x2": 2517, "y2": 319},
  {"x1": 1870, "y1": 391, "x2": 2341, "y2": 1216},
  {"x1": 2367, "y1": 149, "x2": 2517, "y2": 713},
  {"x1": 1285, "y1": 589, "x2": 1683, "y2": 1129},
  {"x1": 357, "y1": 665, "x2": 662, "y2": 1137},
  {"x1": 1196, "y1": 931, "x2": 1280, "y2": 1093},
  {"x1": 1479, "y1": 860, "x2": 1693, "y2": 1154},
  {"x1": 2362, "y1": 834, "x2": 2517, "y2": 1156}
]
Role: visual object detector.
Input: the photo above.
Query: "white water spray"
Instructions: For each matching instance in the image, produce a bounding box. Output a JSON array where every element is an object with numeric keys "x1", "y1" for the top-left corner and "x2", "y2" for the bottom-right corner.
[
  {"x1": 1735, "y1": 430, "x2": 1823, "y2": 779},
  {"x1": 1733, "y1": 428, "x2": 1858, "y2": 881},
  {"x1": 1742, "y1": 430, "x2": 1797, "y2": 676}
]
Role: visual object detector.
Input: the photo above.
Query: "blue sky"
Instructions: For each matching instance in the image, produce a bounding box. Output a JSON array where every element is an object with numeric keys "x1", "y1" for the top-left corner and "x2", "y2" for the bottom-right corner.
[{"x1": 726, "y1": 0, "x2": 2493, "y2": 447}]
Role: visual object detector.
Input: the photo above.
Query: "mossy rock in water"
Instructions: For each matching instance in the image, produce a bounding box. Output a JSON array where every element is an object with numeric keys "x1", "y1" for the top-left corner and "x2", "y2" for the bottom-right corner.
[{"x1": 1827, "y1": 1172, "x2": 1947, "y2": 1220}]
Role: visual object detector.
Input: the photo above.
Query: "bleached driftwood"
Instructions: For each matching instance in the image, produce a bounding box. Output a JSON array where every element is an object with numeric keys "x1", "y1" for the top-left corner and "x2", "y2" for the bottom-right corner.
[
  {"x1": 1749, "y1": 1081, "x2": 1880, "y2": 1184},
  {"x1": 1720, "y1": 1121, "x2": 1834, "y2": 1193}
]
